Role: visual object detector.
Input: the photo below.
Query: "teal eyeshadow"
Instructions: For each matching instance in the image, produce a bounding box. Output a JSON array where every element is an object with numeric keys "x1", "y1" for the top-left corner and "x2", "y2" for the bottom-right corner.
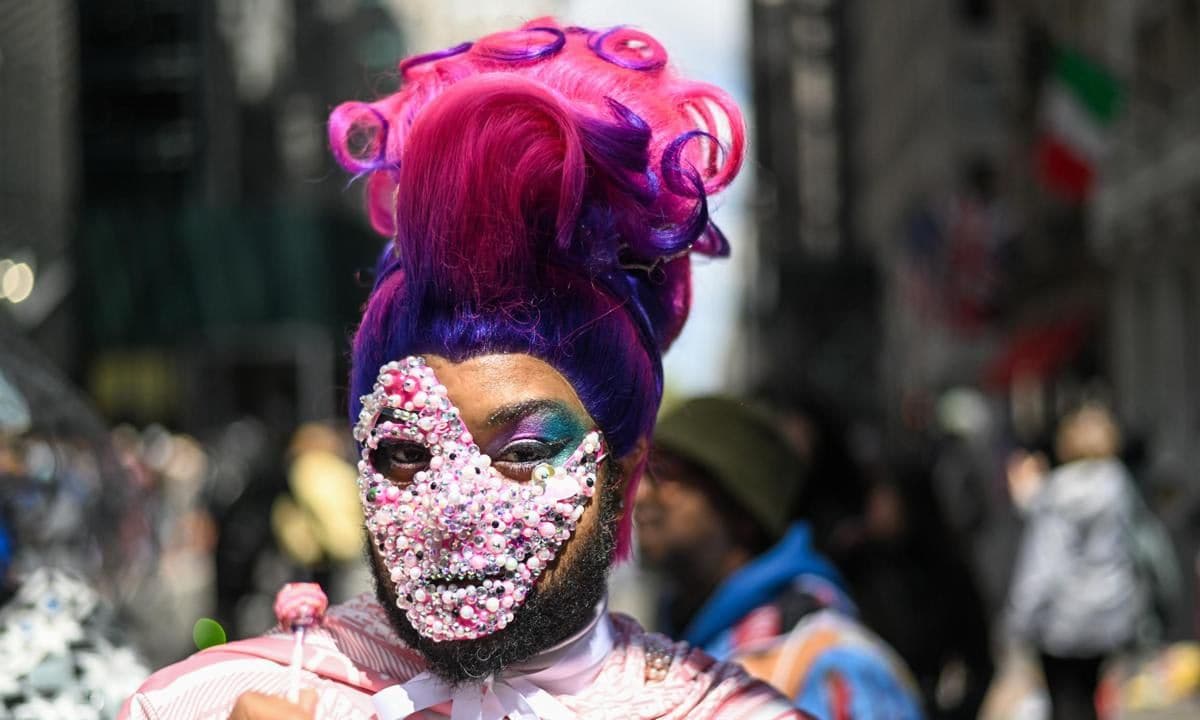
[{"x1": 507, "y1": 407, "x2": 588, "y2": 464}]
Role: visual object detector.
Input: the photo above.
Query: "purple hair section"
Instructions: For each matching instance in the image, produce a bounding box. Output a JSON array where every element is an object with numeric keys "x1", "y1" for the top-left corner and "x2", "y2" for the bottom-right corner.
[
  {"x1": 571, "y1": 103, "x2": 725, "y2": 267},
  {"x1": 661, "y1": 130, "x2": 717, "y2": 198},
  {"x1": 399, "y1": 41, "x2": 472, "y2": 78},
  {"x1": 696, "y1": 223, "x2": 731, "y2": 258},
  {"x1": 473, "y1": 27, "x2": 566, "y2": 63},
  {"x1": 350, "y1": 261, "x2": 660, "y2": 458},
  {"x1": 588, "y1": 26, "x2": 667, "y2": 71}
]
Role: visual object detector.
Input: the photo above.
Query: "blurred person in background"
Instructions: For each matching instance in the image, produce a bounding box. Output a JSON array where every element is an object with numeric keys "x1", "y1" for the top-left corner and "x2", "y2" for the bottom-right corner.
[
  {"x1": 114, "y1": 423, "x2": 219, "y2": 666},
  {"x1": 209, "y1": 416, "x2": 292, "y2": 640},
  {"x1": 638, "y1": 395, "x2": 924, "y2": 719},
  {"x1": 1007, "y1": 402, "x2": 1174, "y2": 720},
  {"x1": 0, "y1": 327, "x2": 152, "y2": 718},
  {"x1": 270, "y1": 421, "x2": 369, "y2": 600},
  {"x1": 840, "y1": 451, "x2": 994, "y2": 720},
  {"x1": 760, "y1": 391, "x2": 871, "y2": 577},
  {"x1": 123, "y1": 18, "x2": 805, "y2": 720},
  {"x1": 210, "y1": 417, "x2": 366, "y2": 642},
  {"x1": 930, "y1": 388, "x2": 1020, "y2": 623},
  {"x1": 763, "y1": 390, "x2": 994, "y2": 718}
]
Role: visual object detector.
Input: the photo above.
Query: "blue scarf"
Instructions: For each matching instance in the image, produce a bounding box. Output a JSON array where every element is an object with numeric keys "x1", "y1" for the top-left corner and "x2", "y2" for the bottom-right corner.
[{"x1": 682, "y1": 521, "x2": 846, "y2": 650}]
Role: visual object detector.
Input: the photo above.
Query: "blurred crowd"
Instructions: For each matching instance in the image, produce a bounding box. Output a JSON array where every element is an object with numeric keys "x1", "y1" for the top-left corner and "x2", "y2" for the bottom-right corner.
[
  {"x1": 0, "y1": 329, "x2": 371, "y2": 717},
  {"x1": 3, "y1": 321, "x2": 1199, "y2": 719}
]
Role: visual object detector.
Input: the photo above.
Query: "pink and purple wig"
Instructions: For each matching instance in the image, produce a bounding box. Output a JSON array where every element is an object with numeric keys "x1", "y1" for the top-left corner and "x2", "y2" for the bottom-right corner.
[{"x1": 329, "y1": 18, "x2": 745, "y2": 558}]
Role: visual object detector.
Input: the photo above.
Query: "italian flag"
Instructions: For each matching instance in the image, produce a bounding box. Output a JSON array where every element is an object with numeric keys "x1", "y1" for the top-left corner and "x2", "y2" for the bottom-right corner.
[{"x1": 1035, "y1": 49, "x2": 1122, "y2": 202}]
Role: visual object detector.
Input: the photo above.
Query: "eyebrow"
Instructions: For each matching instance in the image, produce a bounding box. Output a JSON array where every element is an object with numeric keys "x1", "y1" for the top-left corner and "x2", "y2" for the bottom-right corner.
[{"x1": 484, "y1": 399, "x2": 579, "y2": 429}]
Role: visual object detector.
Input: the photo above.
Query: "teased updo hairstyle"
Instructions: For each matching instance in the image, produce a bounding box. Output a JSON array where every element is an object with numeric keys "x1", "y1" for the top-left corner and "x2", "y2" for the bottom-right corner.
[{"x1": 330, "y1": 18, "x2": 745, "y2": 557}]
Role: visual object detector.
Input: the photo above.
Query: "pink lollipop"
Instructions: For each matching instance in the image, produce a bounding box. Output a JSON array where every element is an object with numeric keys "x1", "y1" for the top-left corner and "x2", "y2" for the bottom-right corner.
[{"x1": 274, "y1": 583, "x2": 328, "y2": 703}]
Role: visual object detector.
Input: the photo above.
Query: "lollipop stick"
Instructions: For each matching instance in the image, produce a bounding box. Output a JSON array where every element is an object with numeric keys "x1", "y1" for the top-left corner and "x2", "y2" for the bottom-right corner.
[
  {"x1": 288, "y1": 626, "x2": 305, "y2": 702},
  {"x1": 274, "y1": 583, "x2": 327, "y2": 706}
]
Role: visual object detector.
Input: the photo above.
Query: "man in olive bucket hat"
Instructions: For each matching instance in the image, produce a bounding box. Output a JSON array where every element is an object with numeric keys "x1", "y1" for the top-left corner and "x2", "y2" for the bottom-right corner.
[{"x1": 636, "y1": 396, "x2": 924, "y2": 719}]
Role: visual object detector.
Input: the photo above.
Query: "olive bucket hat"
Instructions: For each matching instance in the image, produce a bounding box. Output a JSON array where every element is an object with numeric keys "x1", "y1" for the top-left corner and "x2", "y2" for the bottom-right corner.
[{"x1": 652, "y1": 396, "x2": 802, "y2": 540}]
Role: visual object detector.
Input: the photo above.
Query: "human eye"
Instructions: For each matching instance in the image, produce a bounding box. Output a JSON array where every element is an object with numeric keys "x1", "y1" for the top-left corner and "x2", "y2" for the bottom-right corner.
[
  {"x1": 492, "y1": 438, "x2": 569, "y2": 479},
  {"x1": 370, "y1": 440, "x2": 431, "y2": 483}
]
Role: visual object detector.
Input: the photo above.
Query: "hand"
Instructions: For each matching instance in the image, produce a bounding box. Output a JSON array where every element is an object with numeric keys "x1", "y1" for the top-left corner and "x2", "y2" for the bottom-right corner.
[{"x1": 229, "y1": 688, "x2": 318, "y2": 719}]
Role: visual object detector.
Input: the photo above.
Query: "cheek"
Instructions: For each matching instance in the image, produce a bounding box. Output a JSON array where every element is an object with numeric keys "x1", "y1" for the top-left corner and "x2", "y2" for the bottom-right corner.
[
  {"x1": 665, "y1": 493, "x2": 719, "y2": 538},
  {"x1": 536, "y1": 463, "x2": 614, "y2": 577},
  {"x1": 573, "y1": 488, "x2": 608, "y2": 547}
]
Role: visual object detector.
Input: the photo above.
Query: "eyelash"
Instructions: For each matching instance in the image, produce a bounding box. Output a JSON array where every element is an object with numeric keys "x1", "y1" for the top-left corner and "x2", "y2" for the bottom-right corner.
[{"x1": 494, "y1": 438, "x2": 569, "y2": 465}]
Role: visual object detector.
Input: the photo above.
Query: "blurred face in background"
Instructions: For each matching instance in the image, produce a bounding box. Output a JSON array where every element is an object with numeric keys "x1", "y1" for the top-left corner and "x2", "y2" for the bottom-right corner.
[
  {"x1": 635, "y1": 447, "x2": 735, "y2": 576},
  {"x1": 1055, "y1": 405, "x2": 1121, "y2": 464}
]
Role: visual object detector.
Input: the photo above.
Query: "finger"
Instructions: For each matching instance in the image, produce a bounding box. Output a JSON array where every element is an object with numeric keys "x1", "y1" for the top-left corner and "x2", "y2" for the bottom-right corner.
[
  {"x1": 228, "y1": 691, "x2": 316, "y2": 719},
  {"x1": 229, "y1": 692, "x2": 270, "y2": 720},
  {"x1": 298, "y1": 688, "x2": 318, "y2": 713}
]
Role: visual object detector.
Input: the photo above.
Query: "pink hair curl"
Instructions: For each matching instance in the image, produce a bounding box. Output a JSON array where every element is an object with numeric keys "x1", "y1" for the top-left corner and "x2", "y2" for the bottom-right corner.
[{"x1": 329, "y1": 16, "x2": 744, "y2": 238}]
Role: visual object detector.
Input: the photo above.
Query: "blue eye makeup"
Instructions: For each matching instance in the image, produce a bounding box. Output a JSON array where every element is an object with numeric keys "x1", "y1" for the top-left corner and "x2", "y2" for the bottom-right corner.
[{"x1": 487, "y1": 401, "x2": 588, "y2": 468}]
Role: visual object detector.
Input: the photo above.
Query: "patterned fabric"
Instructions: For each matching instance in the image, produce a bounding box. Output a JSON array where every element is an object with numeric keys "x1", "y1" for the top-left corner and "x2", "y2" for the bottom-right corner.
[
  {"x1": 121, "y1": 592, "x2": 802, "y2": 719},
  {"x1": 731, "y1": 608, "x2": 924, "y2": 720},
  {"x1": 0, "y1": 568, "x2": 149, "y2": 720}
]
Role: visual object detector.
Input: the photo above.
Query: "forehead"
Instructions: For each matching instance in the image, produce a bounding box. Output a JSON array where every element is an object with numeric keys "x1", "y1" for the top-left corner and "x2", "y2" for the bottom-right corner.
[{"x1": 420, "y1": 353, "x2": 591, "y2": 428}]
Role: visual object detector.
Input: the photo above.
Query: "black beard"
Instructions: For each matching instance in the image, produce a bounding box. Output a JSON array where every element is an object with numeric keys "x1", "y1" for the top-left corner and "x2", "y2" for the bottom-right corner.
[{"x1": 369, "y1": 467, "x2": 623, "y2": 687}]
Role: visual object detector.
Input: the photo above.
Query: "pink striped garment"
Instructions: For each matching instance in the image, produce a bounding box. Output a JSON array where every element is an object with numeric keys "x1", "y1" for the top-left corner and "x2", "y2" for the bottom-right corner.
[{"x1": 121, "y1": 593, "x2": 805, "y2": 720}]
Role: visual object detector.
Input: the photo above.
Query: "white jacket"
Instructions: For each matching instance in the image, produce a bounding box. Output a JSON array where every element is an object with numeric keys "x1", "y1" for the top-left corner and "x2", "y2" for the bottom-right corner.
[{"x1": 1007, "y1": 458, "x2": 1145, "y2": 657}]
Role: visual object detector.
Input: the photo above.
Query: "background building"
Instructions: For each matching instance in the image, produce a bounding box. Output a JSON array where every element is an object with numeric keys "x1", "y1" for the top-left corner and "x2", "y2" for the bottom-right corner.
[
  {"x1": 0, "y1": 1, "x2": 78, "y2": 359},
  {"x1": 66, "y1": 1, "x2": 400, "y2": 431},
  {"x1": 747, "y1": 0, "x2": 881, "y2": 420},
  {"x1": 840, "y1": 0, "x2": 1198, "y2": 638},
  {"x1": 1080, "y1": 0, "x2": 1200, "y2": 642}
]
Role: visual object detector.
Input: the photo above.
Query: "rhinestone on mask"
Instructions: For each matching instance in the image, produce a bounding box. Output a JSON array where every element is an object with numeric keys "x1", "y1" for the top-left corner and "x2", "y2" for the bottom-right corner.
[{"x1": 354, "y1": 355, "x2": 606, "y2": 642}]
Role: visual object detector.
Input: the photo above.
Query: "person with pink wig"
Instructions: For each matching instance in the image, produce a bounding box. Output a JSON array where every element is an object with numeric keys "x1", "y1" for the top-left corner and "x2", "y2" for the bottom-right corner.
[{"x1": 121, "y1": 19, "x2": 804, "y2": 720}]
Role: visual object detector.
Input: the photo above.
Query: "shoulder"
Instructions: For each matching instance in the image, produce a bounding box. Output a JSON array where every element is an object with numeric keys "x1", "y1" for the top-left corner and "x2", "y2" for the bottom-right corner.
[
  {"x1": 121, "y1": 645, "x2": 301, "y2": 720},
  {"x1": 120, "y1": 594, "x2": 426, "y2": 720},
  {"x1": 733, "y1": 609, "x2": 922, "y2": 718},
  {"x1": 569, "y1": 613, "x2": 802, "y2": 719}
]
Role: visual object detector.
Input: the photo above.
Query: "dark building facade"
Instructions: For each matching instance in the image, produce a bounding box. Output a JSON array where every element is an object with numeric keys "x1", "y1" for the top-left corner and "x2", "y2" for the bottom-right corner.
[
  {"x1": 747, "y1": 0, "x2": 881, "y2": 421},
  {"x1": 72, "y1": 1, "x2": 403, "y2": 431}
]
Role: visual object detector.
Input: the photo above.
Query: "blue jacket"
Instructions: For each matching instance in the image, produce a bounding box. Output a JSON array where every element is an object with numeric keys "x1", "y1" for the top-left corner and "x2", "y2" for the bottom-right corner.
[{"x1": 682, "y1": 522, "x2": 924, "y2": 719}]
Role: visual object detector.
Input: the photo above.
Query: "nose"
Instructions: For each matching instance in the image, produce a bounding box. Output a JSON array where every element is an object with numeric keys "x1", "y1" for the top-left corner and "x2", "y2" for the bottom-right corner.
[
  {"x1": 427, "y1": 462, "x2": 492, "y2": 547},
  {"x1": 635, "y1": 472, "x2": 655, "y2": 505}
]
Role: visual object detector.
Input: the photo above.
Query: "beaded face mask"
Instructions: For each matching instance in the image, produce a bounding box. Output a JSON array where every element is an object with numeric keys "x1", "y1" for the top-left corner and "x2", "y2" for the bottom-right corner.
[{"x1": 354, "y1": 356, "x2": 606, "y2": 642}]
